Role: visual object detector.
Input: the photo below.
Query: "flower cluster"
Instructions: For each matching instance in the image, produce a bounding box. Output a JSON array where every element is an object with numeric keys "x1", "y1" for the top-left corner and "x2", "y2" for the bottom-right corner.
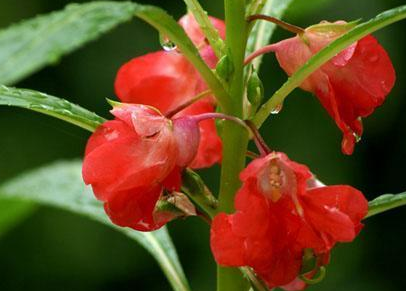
[
  {"x1": 210, "y1": 152, "x2": 368, "y2": 289},
  {"x1": 82, "y1": 12, "x2": 395, "y2": 290}
]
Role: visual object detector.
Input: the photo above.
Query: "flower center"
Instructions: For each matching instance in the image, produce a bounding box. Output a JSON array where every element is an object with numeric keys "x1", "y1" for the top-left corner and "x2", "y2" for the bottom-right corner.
[{"x1": 267, "y1": 163, "x2": 283, "y2": 202}]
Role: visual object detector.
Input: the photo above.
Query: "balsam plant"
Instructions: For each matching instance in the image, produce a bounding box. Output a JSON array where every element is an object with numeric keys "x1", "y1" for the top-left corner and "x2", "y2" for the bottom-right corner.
[{"x1": 1, "y1": 1, "x2": 406, "y2": 291}]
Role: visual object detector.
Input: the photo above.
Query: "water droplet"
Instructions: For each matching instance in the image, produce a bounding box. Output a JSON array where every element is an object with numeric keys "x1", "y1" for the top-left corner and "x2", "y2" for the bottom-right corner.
[
  {"x1": 271, "y1": 103, "x2": 283, "y2": 115},
  {"x1": 159, "y1": 33, "x2": 177, "y2": 52},
  {"x1": 353, "y1": 132, "x2": 361, "y2": 143}
]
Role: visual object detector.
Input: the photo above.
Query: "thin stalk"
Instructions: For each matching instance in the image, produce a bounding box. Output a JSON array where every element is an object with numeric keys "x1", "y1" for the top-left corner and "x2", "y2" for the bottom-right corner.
[
  {"x1": 244, "y1": 44, "x2": 277, "y2": 65},
  {"x1": 166, "y1": 90, "x2": 211, "y2": 118},
  {"x1": 245, "y1": 120, "x2": 270, "y2": 156},
  {"x1": 183, "y1": 0, "x2": 226, "y2": 58},
  {"x1": 240, "y1": 267, "x2": 270, "y2": 291},
  {"x1": 218, "y1": 0, "x2": 250, "y2": 290},
  {"x1": 192, "y1": 113, "x2": 268, "y2": 157},
  {"x1": 246, "y1": 151, "x2": 260, "y2": 159},
  {"x1": 247, "y1": 15, "x2": 304, "y2": 35}
]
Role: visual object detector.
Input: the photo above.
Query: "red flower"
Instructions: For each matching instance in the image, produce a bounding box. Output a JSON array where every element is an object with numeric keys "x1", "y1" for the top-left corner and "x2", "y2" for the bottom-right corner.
[
  {"x1": 114, "y1": 14, "x2": 225, "y2": 168},
  {"x1": 210, "y1": 152, "x2": 368, "y2": 289},
  {"x1": 82, "y1": 104, "x2": 200, "y2": 231},
  {"x1": 271, "y1": 21, "x2": 395, "y2": 154}
]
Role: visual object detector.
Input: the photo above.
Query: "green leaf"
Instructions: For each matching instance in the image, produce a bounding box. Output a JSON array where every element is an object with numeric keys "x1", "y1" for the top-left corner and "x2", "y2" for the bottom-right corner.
[
  {"x1": 0, "y1": 200, "x2": 36, "y2": 238},
  {"x1": 183, "y1": 0, "x2": 226, "y2": 57},
  {"x1": 246, "y1": 0, "x2": 296, "y2": 69},
  {"x1": 0, "y1": 160, "x2": 191, "y2": 291},
  {"x1": 254, "y1": 4, "x2": 406, "y2": 128},
  {"x1": 0, "y1": 1, "x2": 138, "y2": 85},
  {"x1": 366, "y1": 192, "x2": 406, "y2": 218},
  {"x1": 0, "y1": 85, "x2": 105, "y2": 132}
]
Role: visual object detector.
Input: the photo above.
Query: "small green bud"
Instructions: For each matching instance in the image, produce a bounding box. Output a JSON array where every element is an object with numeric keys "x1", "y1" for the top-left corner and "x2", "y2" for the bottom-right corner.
[
  {"x1": 247, "y1": 70, "x2": 264, "y2": 113},
  {"x1": 216, "y1": 55, "x2": 234, "y2": 81}
]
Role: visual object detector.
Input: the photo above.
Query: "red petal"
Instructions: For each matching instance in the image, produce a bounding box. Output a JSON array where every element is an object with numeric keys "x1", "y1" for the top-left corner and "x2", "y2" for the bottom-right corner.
[
  {"x1": 210, "y1": 213, "x2": 245, "y2": 266},
  {"x1": 82, "y1": 119, "x2": 178, "y2": 199},
  {"x1": 232, "y1": 182, "x2": 270, "y2": 237},
  {"x1": 178, "y1": 13, "x2": 225, "y2": 47},
  {"x1": 304, "y1": 185, "x2": 368, "y2": 233},
  {"x1": 114, "y1": 51, "x2": 200, "y2": 114},
  {"x1": 301, "y1": 186, "x2": 368, "y2": 248},
  {"x1": 104, "y1": 186, "x2": 167, "y2": 231},
  {"x1": 259, "y1": 247, "x2": 303, "y2": 288}
]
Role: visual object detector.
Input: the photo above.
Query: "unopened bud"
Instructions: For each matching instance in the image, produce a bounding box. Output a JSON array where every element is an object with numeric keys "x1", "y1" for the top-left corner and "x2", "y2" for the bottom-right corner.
[
  {"x1": 216, "y1": 55, "x2": 234, "y2": 81},
  {"x1": 247, "y1": 70, "x2": 264, "y2": 114}
]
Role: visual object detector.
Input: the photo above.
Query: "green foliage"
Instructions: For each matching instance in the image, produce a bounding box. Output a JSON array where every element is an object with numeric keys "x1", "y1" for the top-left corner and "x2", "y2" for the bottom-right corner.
[
  {"x1": 254, "y1": 4, "x2": 406, "y2": 128},
  {"x1": 0, "y1": 160, "x2": 190, "y2": 291},
  {"x1": 0, "y1": 85, "x2": 105, "y2": 132},
  {"x1": 0, "y1": 200, "x2": 36, "y2": 238},
  {"x1": 0, "y1": 1, "x2": 137, "y2": 85},
  {"x1": 183, "y1": 0, "x2": 226, "y2": 57},
  {"x1": 367, "y1": 192, "x2": 406, "y2": 218}
]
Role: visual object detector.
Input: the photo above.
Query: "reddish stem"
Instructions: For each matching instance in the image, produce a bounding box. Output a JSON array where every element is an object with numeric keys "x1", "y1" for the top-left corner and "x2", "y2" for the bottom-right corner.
[
  {"x1": 247, "y1": 14, "x2": 305, "y2": 35},
  {"x1": 166, "y1": 90, "x2": 212, "y2": 118},
  {"x1": 191, "y1": 113, "x2": 270, "y2": 158},
  {"x1": 244, "y1": 43, "x2": 278, "y2": 65},
  {"x1": 245, "y1": 120, "x2": 271, "y2": 156}
]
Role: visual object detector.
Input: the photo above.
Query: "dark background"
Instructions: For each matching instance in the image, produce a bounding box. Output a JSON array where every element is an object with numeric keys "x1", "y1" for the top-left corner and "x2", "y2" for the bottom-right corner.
[{"x1": 0, "y1": 0, "x2": 405, "y2": 290}]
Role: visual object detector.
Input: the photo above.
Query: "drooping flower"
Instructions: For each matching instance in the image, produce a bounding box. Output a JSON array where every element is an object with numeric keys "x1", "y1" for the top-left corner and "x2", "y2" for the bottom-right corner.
[
  {"x1": 271, "y1": 21, "x2": 395, "y2": 155},
  {"x1": 114, "y1": 13, "x2": 225, "y2": 168},
  {"x1": 210, "y1": 152, "x2": 368, "y2": 289},
  {"x1": 82, "y1": 104, "x2": 200, "y2": 231}
]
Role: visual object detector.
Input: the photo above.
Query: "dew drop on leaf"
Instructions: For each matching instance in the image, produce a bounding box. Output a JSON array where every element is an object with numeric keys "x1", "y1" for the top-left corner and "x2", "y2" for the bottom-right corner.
[
  {"x1": 353, "y1": 132, "x2": 362, "y2": 143},
  {"x1": 271, "y1": 103, "x2": 283, "y2": 115},
  {"x1": 159, "y1": 33, "x2": 177, "y2": 52}
]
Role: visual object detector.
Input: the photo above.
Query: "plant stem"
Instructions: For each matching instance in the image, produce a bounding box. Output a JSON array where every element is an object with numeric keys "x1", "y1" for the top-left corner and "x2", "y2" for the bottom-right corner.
[
  {"x1": 217, "y1": 1, "x2": 250, "y2": 291},
  {"x1": 166, "y1": 90, "x2": 211, "y2": 118},
  {"x1": 244, "y1": 43, "x2": 277, "y2": 65},
  {"x1": 245, "y1": 120, "x2": 270, "y2": 156}
]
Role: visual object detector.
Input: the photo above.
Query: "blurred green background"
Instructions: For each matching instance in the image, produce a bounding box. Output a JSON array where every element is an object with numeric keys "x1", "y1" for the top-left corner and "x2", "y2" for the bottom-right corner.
[{"x1": 0, "y1": 0, "x2": 405, "y2": 290}]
